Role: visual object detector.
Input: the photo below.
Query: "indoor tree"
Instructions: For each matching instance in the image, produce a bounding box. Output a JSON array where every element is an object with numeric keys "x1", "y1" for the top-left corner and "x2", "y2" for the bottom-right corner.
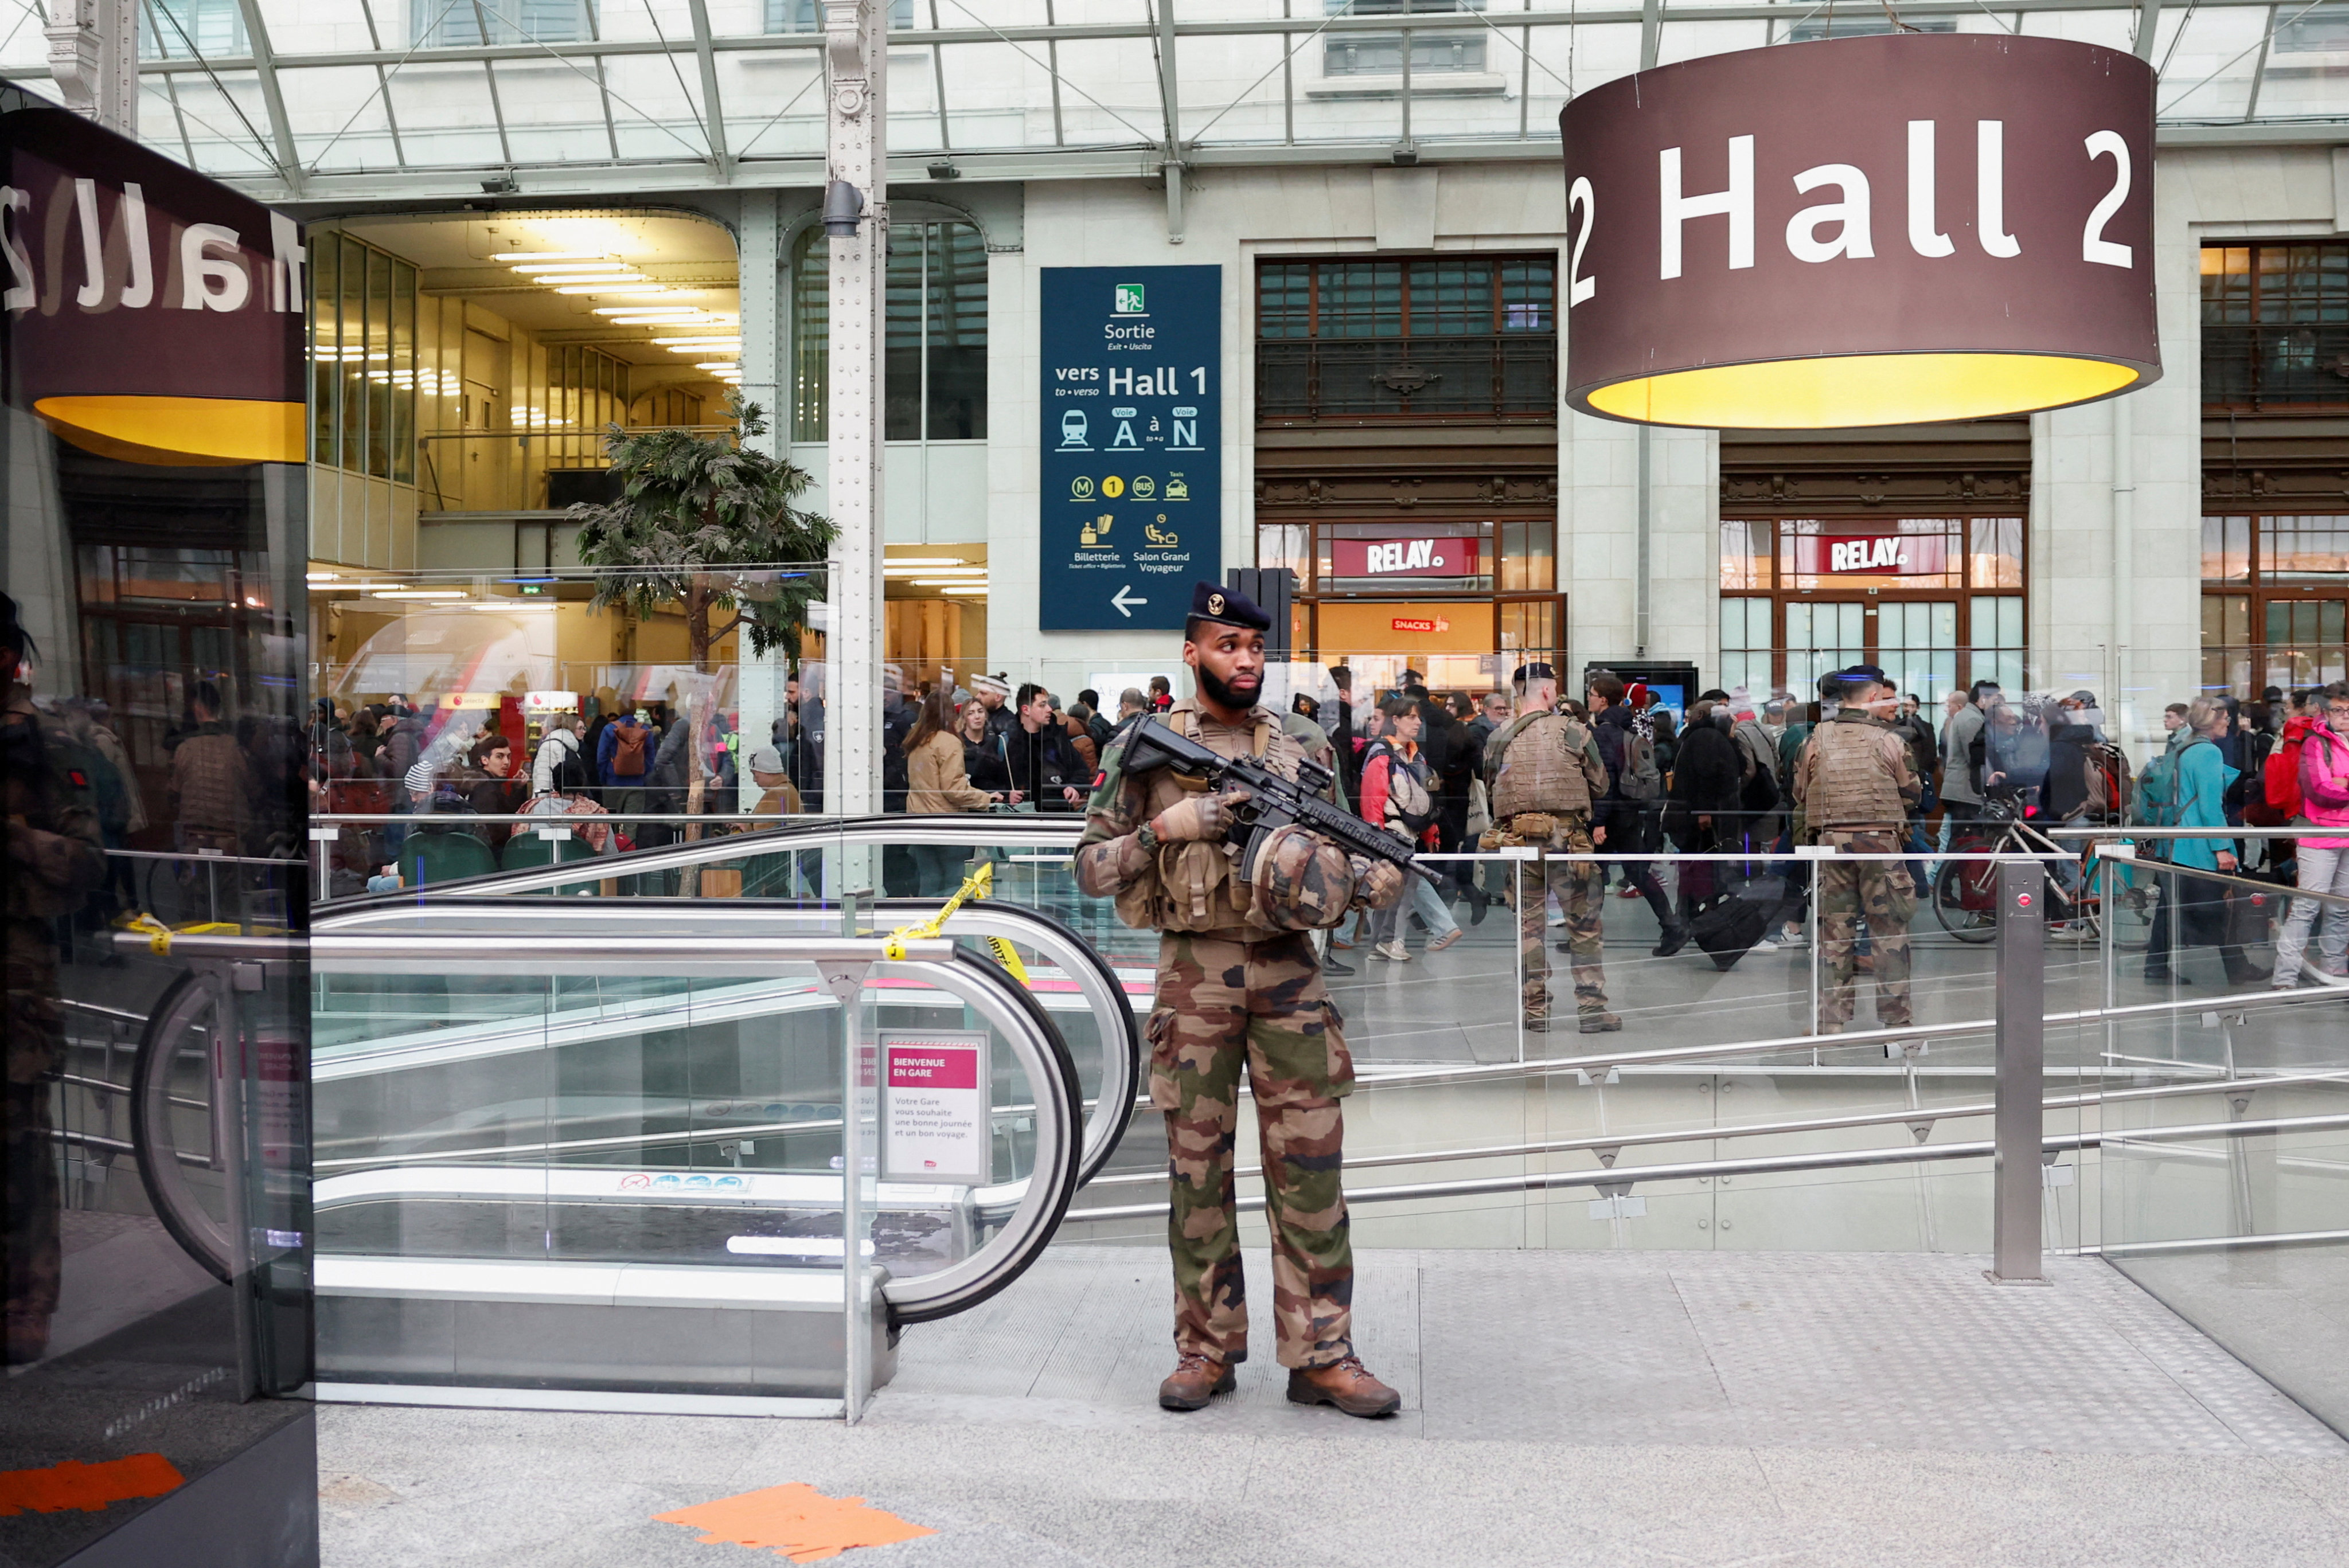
[{"x1": 571, "y1": 396, "x2": 835, "y2": 879}]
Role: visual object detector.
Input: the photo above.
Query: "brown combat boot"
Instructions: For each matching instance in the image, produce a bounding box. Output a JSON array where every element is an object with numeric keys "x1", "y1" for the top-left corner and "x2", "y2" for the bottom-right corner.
[
  {"x1": 1286, "y1": 1355, "x2": 1400, "y2": 1418},
  {"x1": 1523, "y1": 1014, "x2": 1555, "y2": 1033},
  {"x1": 1157, "y1": 1351, "x2": 1235, "y2": 1411},
  {"x1": 1578, "y1": 1011, "x2": 1622, "y2": 1034}
]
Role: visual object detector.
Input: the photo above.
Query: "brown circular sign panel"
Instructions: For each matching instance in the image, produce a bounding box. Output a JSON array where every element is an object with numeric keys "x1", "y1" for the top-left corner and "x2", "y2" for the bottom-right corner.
[{"x1": 1559, "y1": 34, "x2": 2159, "y2": 429}]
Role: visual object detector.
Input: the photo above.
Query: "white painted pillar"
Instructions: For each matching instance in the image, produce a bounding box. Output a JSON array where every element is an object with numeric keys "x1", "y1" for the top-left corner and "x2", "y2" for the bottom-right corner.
[{"x1": 821, "y1": 0, "x2": 887, "y2": 818}]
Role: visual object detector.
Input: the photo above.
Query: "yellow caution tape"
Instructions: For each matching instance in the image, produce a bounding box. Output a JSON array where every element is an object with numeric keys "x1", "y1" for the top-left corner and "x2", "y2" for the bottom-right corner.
[
  {"x1": 984, "y1": 935, "x2": 1031, "y2": 985},
  {"x1": 126, "y1": 913, "x2": 173, "y2": 955},
  {"x1": 880, "y1": 862, "x2": 995, "y2": 960}
]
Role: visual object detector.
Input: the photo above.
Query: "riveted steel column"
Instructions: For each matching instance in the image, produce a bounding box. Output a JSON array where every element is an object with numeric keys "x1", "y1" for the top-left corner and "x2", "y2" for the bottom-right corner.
[
  {"x1": 822, "y1": 0, "x2": 887, "y2": 820},
  {"x1": 1991, "y1": 859, "x2": 2046, "y2": 1282}
]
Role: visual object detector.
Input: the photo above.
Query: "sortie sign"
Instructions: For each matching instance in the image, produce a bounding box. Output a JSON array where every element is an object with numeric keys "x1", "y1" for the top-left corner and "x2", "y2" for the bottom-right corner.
[
  {"x1": 1037, "y1": 265, "x2": 1222, "y2": 631},
  {"x1": 1559, "y1": 35, "x2": 2158, "y2": 429}
]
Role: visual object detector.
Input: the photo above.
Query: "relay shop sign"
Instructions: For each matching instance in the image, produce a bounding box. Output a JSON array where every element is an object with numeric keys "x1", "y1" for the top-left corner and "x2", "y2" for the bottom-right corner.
[
  {"x1": 1039, "y1": 266, "x2": 1222, "y2": 631},
  {"x1": 1332, "y1": 537, "x2": 1476, "y2": 578},
  {"x1": 1559, "y1": 35, "x2": 2158, "y2": 429},
  {"x1": 1797, "y1": 533, "x2": 1950, "y2": 577},
  {"x1": 881, "y1": 1033, "x2": 990, "y2": 1186}
]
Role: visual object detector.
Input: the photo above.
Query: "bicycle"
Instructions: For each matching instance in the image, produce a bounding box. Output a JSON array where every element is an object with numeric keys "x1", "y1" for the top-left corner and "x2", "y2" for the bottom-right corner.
[{"x1": 1931, "y1": 795, "x2": 2149, "y2": 947}]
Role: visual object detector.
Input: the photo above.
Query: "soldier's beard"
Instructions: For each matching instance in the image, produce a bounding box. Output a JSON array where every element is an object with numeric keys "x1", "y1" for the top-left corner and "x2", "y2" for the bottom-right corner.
[{"x1": 1194, "y1": 663, "x2": 1260, "y2": 712}]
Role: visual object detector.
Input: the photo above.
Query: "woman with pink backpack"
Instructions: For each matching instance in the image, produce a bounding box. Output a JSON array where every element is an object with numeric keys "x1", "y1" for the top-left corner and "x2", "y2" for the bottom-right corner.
[{"x1": 2275, "y1": 680, "x2": 2349, "y2": 990}]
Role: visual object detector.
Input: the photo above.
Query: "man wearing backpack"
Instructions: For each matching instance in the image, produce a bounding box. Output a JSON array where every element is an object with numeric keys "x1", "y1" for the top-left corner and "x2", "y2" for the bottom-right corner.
[
  {"x1": 1590, "y1": 672, "x2": 1685, "y2": 956},
  {"x1": 598, "y1": 710, "x2": 652, "y2": 813},
  {"x1": 2274, "y1": 681, "x2": 2349, "y2": 988}
]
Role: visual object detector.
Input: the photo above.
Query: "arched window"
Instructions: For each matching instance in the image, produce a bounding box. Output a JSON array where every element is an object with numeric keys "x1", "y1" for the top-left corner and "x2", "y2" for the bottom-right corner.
[{"x1": 791, "y1": 220, "x2": 987, "y2": 443}]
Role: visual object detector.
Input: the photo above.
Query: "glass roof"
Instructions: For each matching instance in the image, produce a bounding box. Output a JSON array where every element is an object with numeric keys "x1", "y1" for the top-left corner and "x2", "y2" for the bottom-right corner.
[{"x1": 0, "y1": 0, "x2": 2338, "y2": 196}]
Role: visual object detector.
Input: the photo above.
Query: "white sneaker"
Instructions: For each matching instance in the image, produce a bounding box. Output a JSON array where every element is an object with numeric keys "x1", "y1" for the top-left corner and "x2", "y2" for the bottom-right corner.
[
  {"x1": 1766, "y1": 926, "x2": 1806, "y2": 951},
  {"x1": 1373, "y1": 942, "x2": 1413, "y2": 962}
]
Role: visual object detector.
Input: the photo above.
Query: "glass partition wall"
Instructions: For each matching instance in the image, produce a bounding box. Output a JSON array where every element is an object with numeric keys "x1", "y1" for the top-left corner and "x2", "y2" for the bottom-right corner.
[{"x1": 0, "y1": 89, "x2": 314, "y2": 1567}]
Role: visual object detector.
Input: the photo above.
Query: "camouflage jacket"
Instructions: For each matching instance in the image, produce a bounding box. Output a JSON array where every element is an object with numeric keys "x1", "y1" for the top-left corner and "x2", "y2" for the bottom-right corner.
[
  {"x1": 2, "y1": 685, "x2": 105, "y2": 924},
  {"x1": 1076, "y1": 697, "x2": 1310, "y2": 940}
]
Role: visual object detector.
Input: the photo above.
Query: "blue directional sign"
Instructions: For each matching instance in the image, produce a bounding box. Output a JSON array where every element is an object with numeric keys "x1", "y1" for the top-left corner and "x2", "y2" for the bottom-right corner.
[{"x1": 1038, "y1": 265, "x2": 1221, "y2": 631}]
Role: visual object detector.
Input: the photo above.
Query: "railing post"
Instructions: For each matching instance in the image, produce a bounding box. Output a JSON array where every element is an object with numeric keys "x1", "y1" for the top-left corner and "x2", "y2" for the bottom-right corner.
[{"x1": 1991, "y1": 858, "x2": 2046, "y2": 1283}]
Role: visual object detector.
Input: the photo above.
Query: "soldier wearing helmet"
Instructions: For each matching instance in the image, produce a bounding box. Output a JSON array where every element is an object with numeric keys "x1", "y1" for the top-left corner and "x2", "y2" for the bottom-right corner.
[{"x1": 1075, "y1": 581, "x2": 1403, "y2": 1420}]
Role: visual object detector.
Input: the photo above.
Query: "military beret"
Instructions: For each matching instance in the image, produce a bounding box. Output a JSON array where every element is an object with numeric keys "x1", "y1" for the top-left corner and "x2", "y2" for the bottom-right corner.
[
  {"x1": 1189, "y1": 581, "x2": 1270, "y2": 631},
  {"x1": 1512, "y1": 662, "x2": 1556, "y2": 683}
]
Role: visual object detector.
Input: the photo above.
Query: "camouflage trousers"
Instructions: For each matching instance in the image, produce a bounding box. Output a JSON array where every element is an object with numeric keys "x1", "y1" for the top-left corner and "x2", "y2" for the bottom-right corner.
[
  {"x1": 5, "y1": 928, "x2": 63, "y2": 1324},
  {"x1": 1512, "y1": 819, "x2": 1609, "y2": 1020},
  {"x1": 1147, "y1": 930, "x2": 1356, "y2": 1370},
  {"x1": 1817, "y1": 830, "x2": 1915, "y2": 1029}
]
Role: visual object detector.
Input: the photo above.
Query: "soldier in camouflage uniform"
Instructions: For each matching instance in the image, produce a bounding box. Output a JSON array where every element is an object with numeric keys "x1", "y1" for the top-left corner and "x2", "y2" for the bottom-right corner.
[
  {"x1": 1481, "y1": 663, "x2": 1618, "y2": 1033},
  {"x1": 1076, "y1": 582, "x2": 1403, "y2": 1418},
  {"x1": 2, "y1": 597, "x2": 106, "y2": 1363},
  {"x1": 1790, "y1": 664, "x2": 1922, "y2": 1033}
]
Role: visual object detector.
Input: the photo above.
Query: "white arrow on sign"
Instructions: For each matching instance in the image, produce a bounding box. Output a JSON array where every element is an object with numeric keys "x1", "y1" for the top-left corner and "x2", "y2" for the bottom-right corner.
[{"x1": 1111, "y1": 585, "x2": 1148, "y2": 617}]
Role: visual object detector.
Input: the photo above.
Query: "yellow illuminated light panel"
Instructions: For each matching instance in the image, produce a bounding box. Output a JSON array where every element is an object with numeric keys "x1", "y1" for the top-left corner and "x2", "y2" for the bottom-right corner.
[{"x1": 1584, "y1": 353, "x2": 2141, "y2": 429}]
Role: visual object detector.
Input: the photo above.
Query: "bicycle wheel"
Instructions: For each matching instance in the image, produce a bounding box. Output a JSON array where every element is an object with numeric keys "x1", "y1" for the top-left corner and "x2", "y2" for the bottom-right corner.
[{"x1": 1933, "y1": 857, "x2": 2000, "y2": 944}]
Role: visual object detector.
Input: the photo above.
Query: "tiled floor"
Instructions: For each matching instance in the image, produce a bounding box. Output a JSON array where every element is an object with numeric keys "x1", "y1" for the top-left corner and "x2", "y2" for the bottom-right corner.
[{"x1": 319, "y1": 1246, "x2": 2349, "y2": 1567}]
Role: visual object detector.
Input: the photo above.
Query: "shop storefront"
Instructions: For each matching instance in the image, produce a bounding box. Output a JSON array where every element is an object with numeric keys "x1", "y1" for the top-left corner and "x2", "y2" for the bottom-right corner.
[
  {"x1": 1718, "y1": 515, "x2": 2028, "y2": 705},
  {"x1": 1253, "y1": 253, "x2": 1562, "y2": 697},
  {"x1": 1256, "y1": 517, "x2": 1562, "y2": 695}
]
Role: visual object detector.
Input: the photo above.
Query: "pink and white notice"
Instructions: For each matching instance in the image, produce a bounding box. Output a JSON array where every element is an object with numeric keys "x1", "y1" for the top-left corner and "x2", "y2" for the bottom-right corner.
[{"x1": 880, "y1": 1033, "x2": 991, "y2": 1186}]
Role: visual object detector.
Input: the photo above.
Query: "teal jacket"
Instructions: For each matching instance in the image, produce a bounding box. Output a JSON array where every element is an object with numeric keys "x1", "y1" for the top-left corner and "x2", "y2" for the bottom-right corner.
[{"x1": 2167, "y1": 738, "x2": 2237, "y2": 871}]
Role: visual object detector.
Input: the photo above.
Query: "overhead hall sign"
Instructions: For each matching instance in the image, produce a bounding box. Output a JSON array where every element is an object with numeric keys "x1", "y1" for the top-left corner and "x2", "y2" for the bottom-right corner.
[
  {"x1": 1559, "y1": 36, "x2": 2158, "y2": 430},
  {"x1": 1039, "y1": 265, "x2": 1221, "y2": 631}
]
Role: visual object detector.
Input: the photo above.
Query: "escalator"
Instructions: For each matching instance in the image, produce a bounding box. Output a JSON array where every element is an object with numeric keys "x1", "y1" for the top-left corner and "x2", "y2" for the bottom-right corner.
[{"x1": 136, "y1": 894, "x2": 1129, "y2": 1411}]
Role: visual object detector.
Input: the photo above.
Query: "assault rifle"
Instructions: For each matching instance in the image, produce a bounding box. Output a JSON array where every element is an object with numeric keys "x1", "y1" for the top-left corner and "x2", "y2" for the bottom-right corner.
[{"x1": 1115, "y1": 715, "x2": 1439, "y2": 886}]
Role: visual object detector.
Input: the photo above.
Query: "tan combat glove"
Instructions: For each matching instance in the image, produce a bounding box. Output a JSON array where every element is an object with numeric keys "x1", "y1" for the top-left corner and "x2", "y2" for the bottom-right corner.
[
  {"x1": 1150, "y1": 788, "x2": 1249, "y2": 843},
  {"x1": 1348, "y1": 855, "x2": 1405, "y2": 911}
]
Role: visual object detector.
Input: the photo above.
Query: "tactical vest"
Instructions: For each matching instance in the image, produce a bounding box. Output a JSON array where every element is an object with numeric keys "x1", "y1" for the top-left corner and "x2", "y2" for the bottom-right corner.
[
  {"x1": 1113, "y1": 701, "x2": 1294, "y2": 939},
  {"x1": 1489, "y1": 711, "x2": 1594, "y2": 819},
  {"x1": 1808, "y1": 716, "x2": 1906, "y2": 830}
]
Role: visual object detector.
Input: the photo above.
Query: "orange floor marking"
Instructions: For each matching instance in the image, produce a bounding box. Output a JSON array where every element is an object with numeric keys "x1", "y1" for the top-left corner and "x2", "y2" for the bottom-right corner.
[
  {"x1": 654, "y1": 1482, "x2": 936, "y2": 1562},
  {"x1": 0, "y1": 1454, "x2": 185, "y2": 1516}
]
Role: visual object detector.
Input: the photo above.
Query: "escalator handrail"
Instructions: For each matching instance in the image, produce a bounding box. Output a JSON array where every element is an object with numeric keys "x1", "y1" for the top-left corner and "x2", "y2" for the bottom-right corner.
[
  {"x1": 315, "y1": 896, "x2": 1142, "y2": 1188},
  {"x1": 296, "y1": 932, "x2": 1082, "y2": 1327},
  {"x1": 315, "y1": 814, "x2": 1088, "y2": 907}
]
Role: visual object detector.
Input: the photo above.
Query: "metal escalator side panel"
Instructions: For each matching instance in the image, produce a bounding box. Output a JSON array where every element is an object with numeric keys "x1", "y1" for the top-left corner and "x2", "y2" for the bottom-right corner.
[
  {"x1": 131, "y1": 972, "x2": 236, "y2": 1284},
  {"x1": 311, "y1": 893, "x2": 1144, "y2": 1190},
  {"x1": 875, "y1": 950, "x2": 1086, "y2": 1327}
]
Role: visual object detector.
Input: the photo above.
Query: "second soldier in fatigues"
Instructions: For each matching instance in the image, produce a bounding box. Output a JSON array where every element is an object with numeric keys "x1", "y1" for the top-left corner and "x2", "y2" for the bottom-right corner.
[
  {"x1": 1481, "y1": 662, "x2": 1619, "y2": 1033},
  {"x1": 1790, "y1": 664, "x2": 1921, "y2": 1033},
  {"x1": 1076, "y1": 582, "x2": 1404, "y2": 1418}
]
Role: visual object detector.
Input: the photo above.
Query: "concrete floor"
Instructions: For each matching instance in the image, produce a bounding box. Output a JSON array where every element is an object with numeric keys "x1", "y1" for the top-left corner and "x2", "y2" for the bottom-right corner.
[{"x1": 318, "y1": 1245, "x2": 2349, "y2": 1568}]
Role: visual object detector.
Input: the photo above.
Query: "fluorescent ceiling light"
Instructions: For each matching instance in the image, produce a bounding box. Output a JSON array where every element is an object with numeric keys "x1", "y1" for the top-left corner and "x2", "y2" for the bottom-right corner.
[
  {"x1": 490, "y1": 251, "x2": 607, "y2": 261},
  {"x1": 912, "y1": 578, "x2": 994, "y2": 588},
  {"x1": 370, "y1": 589, "x2": 467, "y2": 600},
  {"x1": 883, "y1": 557, "x2": 973, "y2": 568},
  {"x1": 941, "y1": 585, "x2": 989, "y2": 595},
  {"x1": 305, "y1": 571, "x2": 339, "y2": 581},
  {"x1": 510, "y1": 261, "x2": 622, "y2": 274},
  {"x1": 556, "y1": 286, "x2": 665, "y2": 296},
  {"x1": 652, "y1": 335, "x2": 741, "y2": 346}
]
